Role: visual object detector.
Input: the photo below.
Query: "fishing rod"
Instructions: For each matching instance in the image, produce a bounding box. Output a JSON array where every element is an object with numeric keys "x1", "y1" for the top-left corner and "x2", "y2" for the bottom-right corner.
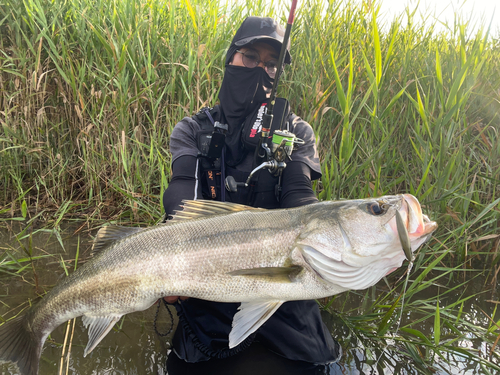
[
  {"x1": 226, "y1": 0, "x2": 301, "y2": 193},
  {"x1": 256, "y1": 0, "x2": 298, "y2": 162}
]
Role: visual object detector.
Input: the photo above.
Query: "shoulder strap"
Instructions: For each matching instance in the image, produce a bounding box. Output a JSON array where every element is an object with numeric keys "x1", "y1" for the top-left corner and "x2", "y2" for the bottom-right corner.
[
  {"x1": 193, "y1": 105, "x2": 226, "y2": 202},
  {"x1": 193, "y1": 106, "x2": 220, "y2": 127},
  {"x1": 203, "y1": 108, "x2": 215, "y2": 125}
]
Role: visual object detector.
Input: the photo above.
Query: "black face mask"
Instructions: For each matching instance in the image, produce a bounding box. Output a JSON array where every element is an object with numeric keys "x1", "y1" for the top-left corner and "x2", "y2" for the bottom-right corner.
[{"x1": 218, "y1": 65, "x2": 273, "y2": 128}]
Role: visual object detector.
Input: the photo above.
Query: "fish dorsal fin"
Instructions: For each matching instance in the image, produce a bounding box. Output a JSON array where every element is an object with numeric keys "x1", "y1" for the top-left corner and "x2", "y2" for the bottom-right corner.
[
  {"x1": 92, "y1": 226, "x2": 144, "y2": 255},
  {"x1": 227, "y1": 266, "x2": 302, "y2": 283},
  {"x1": 229, "y1": 300, "x2": 284, "y2": 348},
  {"x1": 170, "y1": 200, "x2": 264, "y2": 222},
  {"x1": 82, "y1": 314, "x2": 122, "y2": 356}
]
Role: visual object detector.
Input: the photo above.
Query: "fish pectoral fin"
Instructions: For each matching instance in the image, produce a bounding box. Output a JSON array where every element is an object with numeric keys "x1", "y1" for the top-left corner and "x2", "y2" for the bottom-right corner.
[
  {"x1": 227, "y1": 266, "x2": 302, "y2": 282},
  {"x1": 171, "y1": 200, "x2": 264, "y2": 222},
  {"x1": 92, "y1": 226, "x2": 144, "y2": 255},
  {"x1": 82, "y1": 314, "x2": 122, "y2": 356},
  {"x1": 229, "y1": 300, "x2": 284, "y2": 349},
  {"x1": 300, "y1": 244, "x2": 387, "y2": 290}
]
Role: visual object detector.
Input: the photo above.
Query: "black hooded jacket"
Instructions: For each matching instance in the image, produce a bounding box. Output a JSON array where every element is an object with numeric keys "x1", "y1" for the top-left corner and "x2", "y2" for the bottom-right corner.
[{"x1": 161, "y1": 61, "x2": 339, "y2": 365}]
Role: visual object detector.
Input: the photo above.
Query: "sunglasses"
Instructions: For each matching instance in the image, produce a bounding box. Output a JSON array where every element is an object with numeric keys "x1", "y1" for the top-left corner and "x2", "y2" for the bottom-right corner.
[{"x1": 235, "y1": 50, "x2": 278, "y2": 78}]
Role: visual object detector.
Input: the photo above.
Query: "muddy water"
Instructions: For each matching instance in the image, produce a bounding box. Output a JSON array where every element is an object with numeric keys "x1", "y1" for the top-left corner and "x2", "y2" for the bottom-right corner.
[
  {"x1": 0, "y1": 225, "x2": 173, "y2": 374},
  {"x1": 0, "y1": 225, "x2": 498, "y2": 374}
]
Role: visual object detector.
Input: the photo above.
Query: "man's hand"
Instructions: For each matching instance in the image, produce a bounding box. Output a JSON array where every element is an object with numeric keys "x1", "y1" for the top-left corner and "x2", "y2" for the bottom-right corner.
[{"x1": 163, "y1": 296, "x2": 189, "y2": 304}]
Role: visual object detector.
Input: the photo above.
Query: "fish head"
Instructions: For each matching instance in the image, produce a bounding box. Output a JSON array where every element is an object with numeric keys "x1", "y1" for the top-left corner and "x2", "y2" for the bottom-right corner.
[
  {"x1": 337, "y1": 194, "x2": 437, "y2": 265},
  {"x1": 300, "y1": 194, "x2": 437, "y2": 290}
]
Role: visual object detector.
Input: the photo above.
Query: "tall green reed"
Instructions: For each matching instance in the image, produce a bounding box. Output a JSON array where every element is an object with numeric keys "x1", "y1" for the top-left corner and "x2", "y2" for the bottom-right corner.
[
  {"x1": 1, "y1": 0, "x2": 496, "y2": 216},
  {"x1": 0, "y1": 0, "x2": 497, "y2": 252}
]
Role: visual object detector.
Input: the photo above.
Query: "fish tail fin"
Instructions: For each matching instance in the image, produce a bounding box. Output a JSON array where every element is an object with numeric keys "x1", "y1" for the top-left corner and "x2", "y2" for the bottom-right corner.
[{"x1": 0, "y1": 314, "x2": 43, "y2": 375}]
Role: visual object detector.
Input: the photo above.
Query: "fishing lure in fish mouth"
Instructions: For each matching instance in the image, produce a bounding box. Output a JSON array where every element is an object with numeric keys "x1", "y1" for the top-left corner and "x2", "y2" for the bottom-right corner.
[
  {"x1": 396, "y1": 209, "x2": 414, "y2": 262},
  {"x1": 377, "y1": 194, "x2": 423, "y2": 262}
]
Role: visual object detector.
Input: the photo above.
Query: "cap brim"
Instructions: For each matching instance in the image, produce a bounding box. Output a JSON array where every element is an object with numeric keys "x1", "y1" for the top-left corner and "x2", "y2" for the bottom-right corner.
[{"x1": 235, "y1": 36, "x2": 292, "y2": 65}]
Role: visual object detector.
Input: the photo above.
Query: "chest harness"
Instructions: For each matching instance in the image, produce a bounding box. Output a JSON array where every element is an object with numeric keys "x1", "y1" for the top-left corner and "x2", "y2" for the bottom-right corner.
[{"x1": 194, "y1": 99, "x2": 303, "y2": 207}]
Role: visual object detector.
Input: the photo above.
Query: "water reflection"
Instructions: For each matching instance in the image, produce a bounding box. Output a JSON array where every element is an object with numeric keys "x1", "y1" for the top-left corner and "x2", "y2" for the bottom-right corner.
[
  {"x1": 0, "y1": 225, "x2": 498, "y2": 374},
  {"x1": 322, "y1": 280, "x2": 500, "y2": 375}
]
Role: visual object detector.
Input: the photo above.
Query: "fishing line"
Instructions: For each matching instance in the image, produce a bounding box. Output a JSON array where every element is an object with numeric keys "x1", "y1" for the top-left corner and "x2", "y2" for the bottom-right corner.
[
  {"x1": 373, "y1": 259, "x2": 414, "y2": 369},
  {"x1": 396, "y1": 260, "x2": 414, "y2": 331}
]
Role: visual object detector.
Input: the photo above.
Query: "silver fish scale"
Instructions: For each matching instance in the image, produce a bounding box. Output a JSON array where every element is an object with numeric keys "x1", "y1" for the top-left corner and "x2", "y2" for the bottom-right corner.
[
  {"x1": 144, "y1": 208, "x2": 310, "y2": 300},
  {"x1": 31, "y1": 200, "x2": 389, "y2": 336},
  {"x1": 29, "y1": 207, "x2": 306, "y2": 335}
]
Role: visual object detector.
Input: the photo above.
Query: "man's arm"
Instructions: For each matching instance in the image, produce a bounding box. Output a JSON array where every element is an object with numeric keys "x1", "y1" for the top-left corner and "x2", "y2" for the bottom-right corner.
[
  {"x1": 279, "y1": 114, "x2": 322, "y2": 208},
  {"x1": 162, "y1": 118, "x2": 202, "y2": 303},
  {"x1": 162, "y1": 155, "x2": 202, "y2": 218},
  {"x1": 280, "y1": 161, "x2": 318, "y2": 208}
]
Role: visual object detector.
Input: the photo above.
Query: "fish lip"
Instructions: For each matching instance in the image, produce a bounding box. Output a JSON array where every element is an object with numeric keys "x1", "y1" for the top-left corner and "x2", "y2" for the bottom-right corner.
[
  {"x1": 390, "y1": 194, "x2": 437, "y2": 262},
  {"x1": 401, "y1": 194, "x2": 438, "y2": 238}
]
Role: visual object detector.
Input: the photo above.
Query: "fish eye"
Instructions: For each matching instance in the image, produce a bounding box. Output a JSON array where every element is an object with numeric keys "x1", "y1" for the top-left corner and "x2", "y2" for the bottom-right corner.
[{"x1": 366, "y1": 201, "x2": 386, "y2": 216}]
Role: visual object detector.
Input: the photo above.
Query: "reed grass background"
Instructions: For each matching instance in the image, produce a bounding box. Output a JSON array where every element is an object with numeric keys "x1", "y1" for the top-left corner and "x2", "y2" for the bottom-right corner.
[
  {"x1": 1, "y1": 0, "x2": 498, "y2": 233},
  {"x1": 1, "y1": 0, "x2": 500, "y2": 372}
]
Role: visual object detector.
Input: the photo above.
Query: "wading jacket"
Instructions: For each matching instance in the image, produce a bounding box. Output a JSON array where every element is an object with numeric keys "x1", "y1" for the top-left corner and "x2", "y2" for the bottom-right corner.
[{"x1": 161, "y1": 103, "x2": 340, "y2": 364}]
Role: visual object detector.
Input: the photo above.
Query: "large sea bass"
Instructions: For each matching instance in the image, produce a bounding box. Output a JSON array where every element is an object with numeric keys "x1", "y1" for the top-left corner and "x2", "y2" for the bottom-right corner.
[{"x1": 0, "y1": 194, "x2": 437, "y2": 375}]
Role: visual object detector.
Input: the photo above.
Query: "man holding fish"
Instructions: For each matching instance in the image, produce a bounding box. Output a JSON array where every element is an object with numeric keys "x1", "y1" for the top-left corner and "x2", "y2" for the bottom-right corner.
[{"x1": 161, "y1": 15, "x2": 342, "y2": 374}]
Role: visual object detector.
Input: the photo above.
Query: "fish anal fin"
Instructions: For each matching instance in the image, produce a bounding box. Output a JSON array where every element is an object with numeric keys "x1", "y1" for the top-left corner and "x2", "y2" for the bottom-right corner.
[
  {"x1": 92, "y1": 226, "x2": 144, "y2": 255},
  {"x1": 170, "y1": 200, "x2": 264, "y2": 222},
  {"x1": 229, "y1": 300, "x2": 284, "y2": 348},
  {"x1": 82, "y1": 314, "x2": 122, "y2": 356},
  {"x1": 227, "y1": 266, "x2": 302, "y2": 283}
]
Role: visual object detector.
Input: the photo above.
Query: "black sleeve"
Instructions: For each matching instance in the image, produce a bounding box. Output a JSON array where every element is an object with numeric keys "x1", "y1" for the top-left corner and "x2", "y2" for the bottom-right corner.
[
  {"x1": 280, "y1": 161, "x2": 319, "y2": 209},
  {"x1": 162, "y1": 155, "x2": 202, "y2": 218},
  {"x1": 287, "y1": 114, "x2": 322, "y2": 180}
]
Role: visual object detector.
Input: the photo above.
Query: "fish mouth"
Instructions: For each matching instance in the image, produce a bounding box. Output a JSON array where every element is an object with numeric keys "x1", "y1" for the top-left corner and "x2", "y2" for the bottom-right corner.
[{"x1": 397, "y1": 194, "x2": 438, "y2": 260}]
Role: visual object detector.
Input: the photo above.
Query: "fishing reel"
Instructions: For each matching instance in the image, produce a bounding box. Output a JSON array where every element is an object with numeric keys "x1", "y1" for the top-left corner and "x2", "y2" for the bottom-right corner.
[
  {"x1": 225, "y1": 130, "x2": 304, "y2": 193},
  {"x1": 270, "y1": 129, "x2": 304, "y2": 163}
]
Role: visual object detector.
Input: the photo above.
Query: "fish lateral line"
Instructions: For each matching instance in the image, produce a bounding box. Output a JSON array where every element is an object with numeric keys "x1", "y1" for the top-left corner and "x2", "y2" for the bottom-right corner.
[{"x1": 92, "y1": 200, "x2": 266, "y2": 255}]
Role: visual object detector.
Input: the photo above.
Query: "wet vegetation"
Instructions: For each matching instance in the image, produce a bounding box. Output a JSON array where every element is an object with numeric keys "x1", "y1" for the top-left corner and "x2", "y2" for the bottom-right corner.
[{"x1": 1, "y1": 0, "x2": 499, "y2": 373}]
